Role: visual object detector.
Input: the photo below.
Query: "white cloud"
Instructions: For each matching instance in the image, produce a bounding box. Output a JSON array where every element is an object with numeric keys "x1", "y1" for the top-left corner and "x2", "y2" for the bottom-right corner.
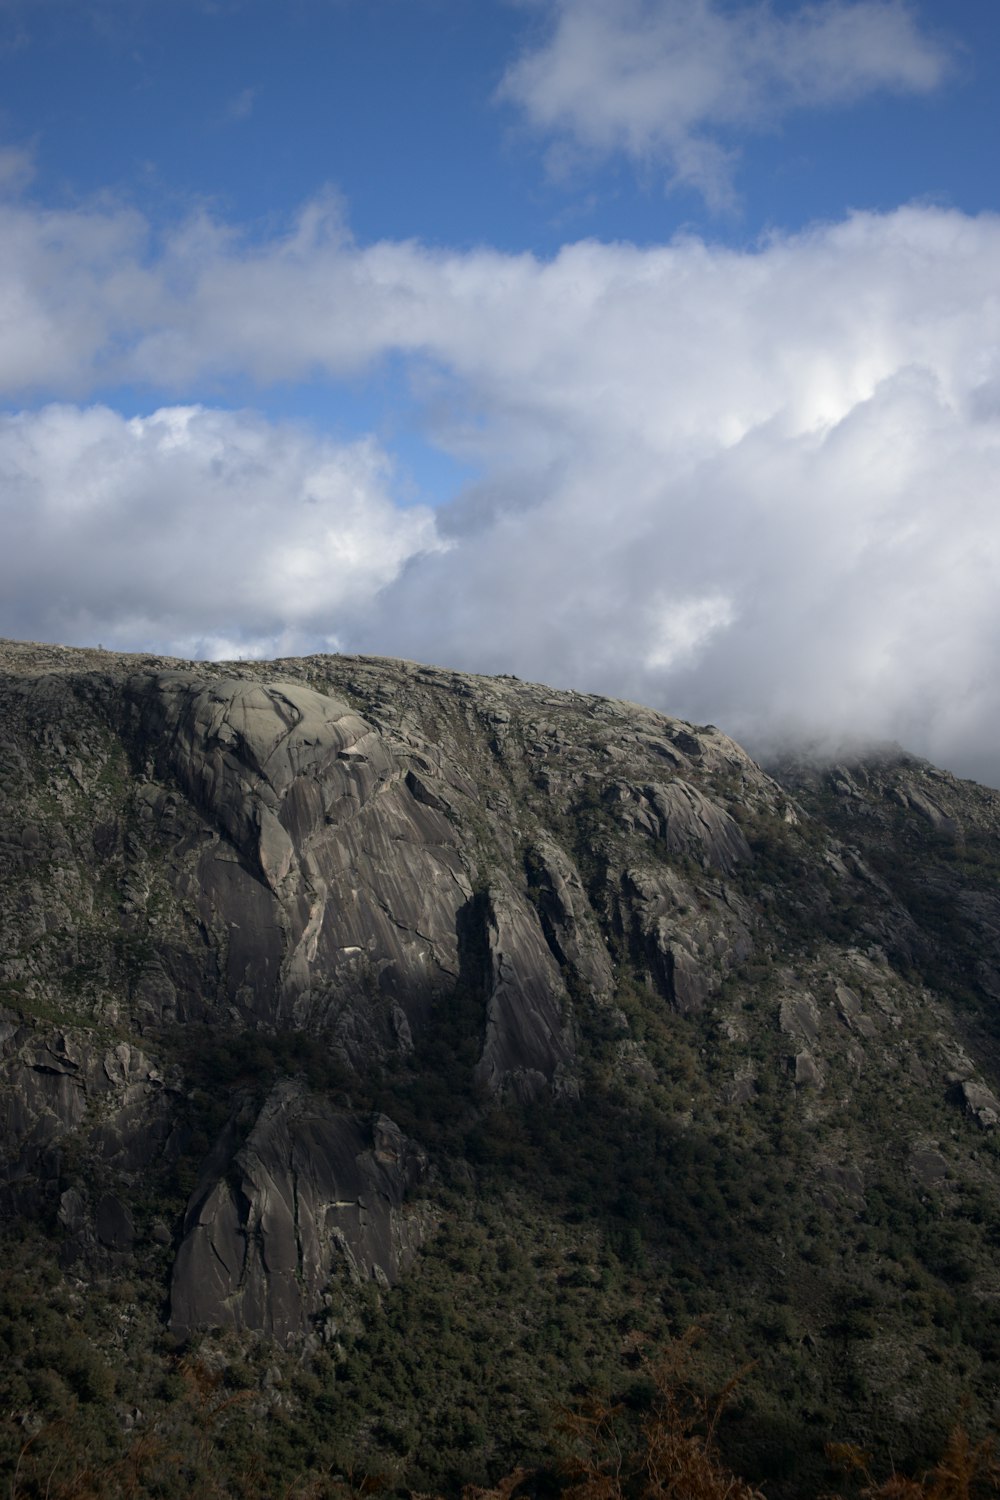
[
  {"x1": 499, "y1": 0, "x2": 950, "y2": 206},
  {"x1": 0, "y1": 196, "x2": 156, "y2": 394},
  {"x1": 644, "y1": 595, "x2": 735, "y2": 672},
  {"x1": 0, "y1": 185, "x2": 999, "y2": 781},
  {"x1": 0, "y1": 403, "x2": 443, "y2": 657}
]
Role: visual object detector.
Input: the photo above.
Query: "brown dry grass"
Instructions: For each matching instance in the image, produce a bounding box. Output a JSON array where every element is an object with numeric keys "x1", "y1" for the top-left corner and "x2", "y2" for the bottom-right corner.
[{"x1": 825, "y1": 1425, "x2": 1000, "y2": 1500}]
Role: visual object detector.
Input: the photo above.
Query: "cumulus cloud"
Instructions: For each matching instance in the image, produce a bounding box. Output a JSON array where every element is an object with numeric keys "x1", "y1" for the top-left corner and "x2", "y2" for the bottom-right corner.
[
  {"x1": 0, "y1": 195, "x2": 156, "y2": 395},
  {"x1": 0, "y1": 184, "x2": 999, "y2": 782},
  {"x1": 499, "y1": 0, "x2": 950, "y2": 206},
  {"x1": 0, "y1": 403, "x2": 443, "y2": 657},
  {"x1": 357, "y1": 347, "x2": 1000, "y2": 786}
]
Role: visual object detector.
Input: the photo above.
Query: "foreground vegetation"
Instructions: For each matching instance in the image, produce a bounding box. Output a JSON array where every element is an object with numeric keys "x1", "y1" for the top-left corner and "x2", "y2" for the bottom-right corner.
[
  {"x1": 6, "y1": 954, "x2": 1000, "y2": 1500},
  {"x1": 4, "y1": 1327, "x2": 999, "y2": 1500}
]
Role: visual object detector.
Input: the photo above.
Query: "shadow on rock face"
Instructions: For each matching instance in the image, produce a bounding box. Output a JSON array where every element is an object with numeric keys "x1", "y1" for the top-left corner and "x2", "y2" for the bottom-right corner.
[
  {"x1": 0, "y1": 1020, "x2": 181, "y2": 1263},
  {"x1": 169, "y1": 1081, "x2": 430, "y2": 1343},
  {"x1": 472, "y1": 881, "x2": 577, "y2": 1104}
]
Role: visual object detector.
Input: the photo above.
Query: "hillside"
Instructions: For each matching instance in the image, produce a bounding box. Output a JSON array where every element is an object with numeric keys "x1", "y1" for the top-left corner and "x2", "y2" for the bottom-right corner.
[{"x1": 3, "y1": 639, "x2": 1000, "y2": 1497}]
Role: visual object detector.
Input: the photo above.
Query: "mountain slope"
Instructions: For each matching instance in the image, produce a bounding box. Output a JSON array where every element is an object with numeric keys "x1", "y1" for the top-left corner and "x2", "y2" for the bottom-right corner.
[{"x1": 3, "y1": 639, "x2": 1000, "y2": 1496}]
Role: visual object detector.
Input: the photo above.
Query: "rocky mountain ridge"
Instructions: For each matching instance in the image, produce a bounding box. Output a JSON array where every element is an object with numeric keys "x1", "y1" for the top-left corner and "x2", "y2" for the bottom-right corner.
[{"x1": 4, "y1": 637, "x2": 1000, "y2": 1494}]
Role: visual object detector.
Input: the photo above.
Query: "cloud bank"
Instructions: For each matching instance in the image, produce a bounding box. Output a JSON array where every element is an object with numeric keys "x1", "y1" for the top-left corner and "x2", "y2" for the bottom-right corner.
[
  {"x1": 1, "y1": 184, "x2": 999, "y2": 782},
  {"x1": 499, "y1": 0, "x2": 949, "y2": 207},
  {"x1": 0, "y1": 403, "x2": 441, "y2": 660}
]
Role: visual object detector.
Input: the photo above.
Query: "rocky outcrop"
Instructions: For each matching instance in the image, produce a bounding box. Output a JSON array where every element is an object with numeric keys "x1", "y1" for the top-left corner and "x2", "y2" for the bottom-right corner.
[
  {"x1": 170, "y1": 1083, "x2": 429, "y2": 1342},
  {"x1": 605, "y1": 779, "x2": 751, "y2": 876},
  {"x1": 0, "y1": 646, "x2": 782, "y2": 1333},
  {"x1": 616, "y1": 864, "x2": 753, "y2": 1014},
  {"x1": 0, "y1": 1016, "x2": 180, "y2": 1270},
  {"x1": 0, "y1": 1019, "x2": 176, "y2": 1201},
  {"x1": 123, "y1": 672, "x2": 473, "y2": 1043},
  {"x1": 525, "y1": 835, "x2": 615, "y2": 1002},
  {"x1": 957, "y1": 1079, "x2": 1000, "y2": 1129},
  {"x1": 474, "y1": 883, "x2": 575, "y2": 1101}
]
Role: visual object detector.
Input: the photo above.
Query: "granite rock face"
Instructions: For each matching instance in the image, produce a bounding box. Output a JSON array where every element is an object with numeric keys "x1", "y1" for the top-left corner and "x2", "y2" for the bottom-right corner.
[
  {"x1": 473, "y1": 881, "x2": 575, "y2": 1102},
  {"x1": 170, "y1": 1083, "x2": 429, "y2": 1341},
  {"x1": 122, "y1": 671, "x2": 473, "y2": 1046},
  {"x1": 0, "y1": 645, "x2": 782, "y2": 1333},
  {"x1": 0, "y1": 1021, "x2": 176, "y2": 1205},
  {"x1": 605, "y1": 779, "x2": 751, "y2": 875},
  {"x1": 0, "y1": 1019, "x2": 180, "y2": 1270},
  {"x1": 5, "y1": 639, "x2": 1000, "y2": 1360}
]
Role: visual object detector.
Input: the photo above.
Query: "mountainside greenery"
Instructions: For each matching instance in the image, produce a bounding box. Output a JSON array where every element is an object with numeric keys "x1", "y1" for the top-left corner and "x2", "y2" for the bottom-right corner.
[{"x1": 3, "y1": 641, "x2": 1000, "y2": 1498}]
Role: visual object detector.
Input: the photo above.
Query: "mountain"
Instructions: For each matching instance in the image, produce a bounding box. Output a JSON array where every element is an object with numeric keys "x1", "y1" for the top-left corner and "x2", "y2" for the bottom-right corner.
[{"x1": 3, "y1": 638, "x2": 1000, "y2": 1497}]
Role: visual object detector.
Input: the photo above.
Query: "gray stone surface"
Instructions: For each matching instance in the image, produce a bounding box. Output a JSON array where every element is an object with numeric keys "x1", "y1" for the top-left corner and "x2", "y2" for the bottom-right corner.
[
  {"x1": 959, "y1": 1079, "x2": 1000, "y2": 1129},
  {"x1": 124, "y1": 672, "x2": 473, "y2": 1042},
  {"x1": 0, "y1": 1020, "x2": 175, "y2": 1210},
  {"x1": 605, "y1": 779, "x2": 751, "y2": 875},
  {"x1": 617, "y1": 864, "x2": 753, "y2": 1014},
  {"x1": 474, "y1": 882, "x2": 576, "y2": 1101},
  {"x1": 170, "y1": 1082, "x2": 429, "y2": 1341}
]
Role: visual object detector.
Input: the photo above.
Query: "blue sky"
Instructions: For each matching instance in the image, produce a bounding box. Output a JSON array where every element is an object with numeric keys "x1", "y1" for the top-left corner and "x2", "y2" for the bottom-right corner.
[
  {"x1": 1, "y1": 0, "x2": 993, "y2": 372},
  {"x1": 4, "y1": 0, "x2": 997, "y2": 248},
  {"x1": 1, "y1": 0, "x2": 999, "y2": 782}
]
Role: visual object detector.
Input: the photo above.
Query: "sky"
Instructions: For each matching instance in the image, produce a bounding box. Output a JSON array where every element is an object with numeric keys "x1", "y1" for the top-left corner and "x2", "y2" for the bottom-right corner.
[{"x1": 1, "y1": 0, "x2": 999, "y2": 784}]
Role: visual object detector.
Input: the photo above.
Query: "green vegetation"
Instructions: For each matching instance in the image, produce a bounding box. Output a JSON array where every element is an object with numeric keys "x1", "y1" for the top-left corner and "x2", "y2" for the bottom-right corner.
[
  {"x1": 4, "y1": 1314, "x2": 999, "y2": 1499},
  {"x1": 5, "y1": 991, "x2": 1000, "y2": 1499},
  {"x1": 5, "y1": 652, "x2": 1000, "y2": 1499}
]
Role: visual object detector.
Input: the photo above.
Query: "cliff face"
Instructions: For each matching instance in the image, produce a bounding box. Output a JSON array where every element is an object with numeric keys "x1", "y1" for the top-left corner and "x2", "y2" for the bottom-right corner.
[
  {"x1": 3, "y1": 645, "x2": 772, "y2": 1335},
  {"x1": 4, "y1": 639, "x2": 1000, "y2": 1487}
]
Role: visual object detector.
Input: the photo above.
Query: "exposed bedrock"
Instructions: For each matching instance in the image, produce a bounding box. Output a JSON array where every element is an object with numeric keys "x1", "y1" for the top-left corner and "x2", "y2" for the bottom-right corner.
[
  {"x1": 615, "y1": 865, "x2": 754, "y2": 1014},
  {"x1": 9, "y1": 643, "x2": 919, "y2": 1346},
  {"x1": 169, "y1": 1082, "x2": 430, "y2": 1342},
  {"x1": 472, "y1": 881, "x2": 577, "y2": 1102},
  {"x1": 525, "y1": 835, "x2": 615, "y2": 1003},
  {"x1": 123, "y1": 672, "x2": 473, "y2": 1045},
  {"x1": 0, "y1": 1019, "x2": 176, "y2": 1198},
  {"x1": 604, "y1": 778, "x2": 751, "y2": 876},
  {"x1": 0, "y1": 1017, "x2": 180, "y2": 1263}
]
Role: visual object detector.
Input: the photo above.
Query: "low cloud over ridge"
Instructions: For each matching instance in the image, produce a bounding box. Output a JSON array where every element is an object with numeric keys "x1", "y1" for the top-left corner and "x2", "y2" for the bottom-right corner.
[
  {"x1": 0, "y1": 403, "x2": 442, "y2": 661},
  {"x1": 1, "y1": 189, "x2": 999, "y2": 783}
]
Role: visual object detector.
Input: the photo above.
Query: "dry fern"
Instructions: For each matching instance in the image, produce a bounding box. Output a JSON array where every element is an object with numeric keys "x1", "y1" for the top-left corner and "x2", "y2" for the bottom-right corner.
[{"x1": 826, "y1": 1425, "x2": 1000, "y2": 1500}]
